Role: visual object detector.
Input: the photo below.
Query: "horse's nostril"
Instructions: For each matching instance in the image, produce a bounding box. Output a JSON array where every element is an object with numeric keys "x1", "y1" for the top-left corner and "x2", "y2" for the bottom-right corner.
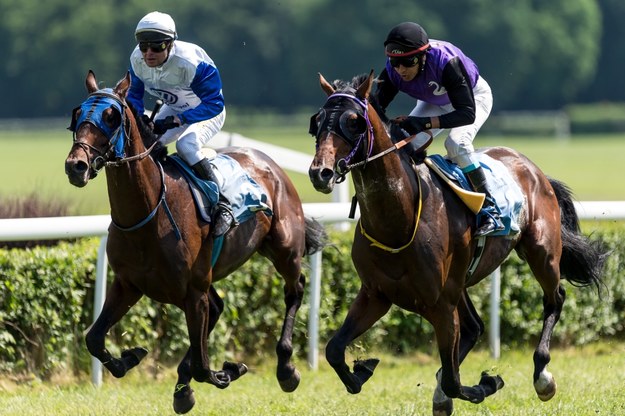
[
  {"x1": 73, "y1": 160, "x2": 89, "y2": 174},
  {"x1": 320, "y1": 168, "x2": 334, "y2": 182}
]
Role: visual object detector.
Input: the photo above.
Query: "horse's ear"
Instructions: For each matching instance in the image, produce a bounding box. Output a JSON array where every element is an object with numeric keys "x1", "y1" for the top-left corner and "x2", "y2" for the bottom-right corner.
[
  {"x1": 318, "y1": 73, "x2": 335, "y2": 96},
  {"x1": 114, "y1": 72, "x2": 131, "y2": 98},
  {"x1": 86, "y1": 70, "x2": 98, "y2": 93},
  {"x1": 356, "y1": 70, "x2": 375, "y2": 100}
]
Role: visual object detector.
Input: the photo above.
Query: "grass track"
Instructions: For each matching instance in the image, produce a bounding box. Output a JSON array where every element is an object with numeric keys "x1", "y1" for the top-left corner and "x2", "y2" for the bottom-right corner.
[{"x1": 1, "y1": 342, "x2": 624, "y2": 415}]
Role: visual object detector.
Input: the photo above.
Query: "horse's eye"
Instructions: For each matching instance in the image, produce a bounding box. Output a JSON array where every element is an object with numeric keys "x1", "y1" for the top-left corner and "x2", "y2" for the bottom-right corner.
[
  {"x1": 68, "y1": 106, "x2": 82, "y2": 132},
  {"x1": 103, "y1": 106, "x2": 121, "y2": 128},
  {"x1": 339, "y1": 111, "x2": 366, "y2": 138},
  {"x1": 309, "y1": 109, "x2": 326, "y2": 137}
]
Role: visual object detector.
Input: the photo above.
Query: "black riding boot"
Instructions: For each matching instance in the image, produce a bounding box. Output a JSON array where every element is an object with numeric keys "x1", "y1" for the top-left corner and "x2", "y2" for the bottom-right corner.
[
  {"x1": 192, "y1": 158, "x2": 235, "y2": 237},
  {"x1": 465, "y1": 167, "x2": 505, "y2": 237}
]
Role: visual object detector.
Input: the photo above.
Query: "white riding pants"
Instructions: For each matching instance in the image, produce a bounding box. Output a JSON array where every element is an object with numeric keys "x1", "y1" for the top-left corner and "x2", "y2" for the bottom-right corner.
[
  {"x1": 409, "y1": 76, "x2": 492, "y2": 170},
  {"x1": 156, "y1": 106, "x2": 226, "y2": 166}
]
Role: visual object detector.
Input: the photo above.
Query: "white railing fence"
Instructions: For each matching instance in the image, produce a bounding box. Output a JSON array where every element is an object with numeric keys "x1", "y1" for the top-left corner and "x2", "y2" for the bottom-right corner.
[{"x1": 1, "y1": 201, "x2": 624, "y2": 385}]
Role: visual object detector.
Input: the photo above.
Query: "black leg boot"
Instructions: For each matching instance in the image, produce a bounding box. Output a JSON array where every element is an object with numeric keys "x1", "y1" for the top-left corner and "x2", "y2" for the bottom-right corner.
[
  {"x1": 465, "y1": 167, "x2": 505, "y2": 237},
  {"x1": 191, "y1": 158, "x2": 235, "y2": 237}
]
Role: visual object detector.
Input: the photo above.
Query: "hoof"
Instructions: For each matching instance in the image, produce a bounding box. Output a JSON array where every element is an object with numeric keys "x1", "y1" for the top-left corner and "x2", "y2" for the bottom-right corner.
[
  {"x1": 353, "y1": 358, "x2": 379, "y2": 384},
  {"x1": 432, "y1": 399, "x2": 453, "y2": 416},
  {"x1": 433, "y1": 371, "x2": 453, "y2": 416},
  {"x1": 534, "y1": 369, "x2": 557, "y2": 401},
  {"x1": 278, "y1": 368, "x2": 301, "y2": 393},
  {"x1": 209, "y1": 370, "x2": 232, "y2": 389},
  {"x1": 173, "y1": 384, "x2": 195, "y2": 414},
  {"x1": 121, "y1": 347, "x2": 148, "y2": 367},
  {"x1": 222, "y1": 361, "x2": 248, "y2": 382}
]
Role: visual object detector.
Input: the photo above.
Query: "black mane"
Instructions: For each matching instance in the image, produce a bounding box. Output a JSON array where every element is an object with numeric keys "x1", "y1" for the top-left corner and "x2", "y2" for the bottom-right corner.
[{"x1": 332, "y1": 73, "x2": 390, "y2": 125}]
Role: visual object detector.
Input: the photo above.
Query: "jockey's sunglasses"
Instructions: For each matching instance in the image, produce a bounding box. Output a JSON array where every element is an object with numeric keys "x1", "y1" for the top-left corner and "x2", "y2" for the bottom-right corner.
[
  {"x1": 389, "y1": 55, "x2": 419, "y2": 68},
  {"x1": 139, "y1": 41, "x2": 170, "y2": 53}
]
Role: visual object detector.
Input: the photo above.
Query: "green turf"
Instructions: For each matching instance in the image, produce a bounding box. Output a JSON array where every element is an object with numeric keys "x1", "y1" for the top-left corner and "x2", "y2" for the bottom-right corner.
[
  {"x1": 1, "y1": 128, "x2": 623, "y2": 215},
  {"x1": 1, "y1": 341, "x2": 624, "y2": 415}
]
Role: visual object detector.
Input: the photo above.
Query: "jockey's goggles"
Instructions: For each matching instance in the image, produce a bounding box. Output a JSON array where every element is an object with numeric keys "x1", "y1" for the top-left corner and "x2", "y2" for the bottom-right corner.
[
  {"x1": 139, "y1": 41, "x2": 170, "y2": 53},
  {"x1": 389, "y1": 55, "x2": 420, "y2": 68}
]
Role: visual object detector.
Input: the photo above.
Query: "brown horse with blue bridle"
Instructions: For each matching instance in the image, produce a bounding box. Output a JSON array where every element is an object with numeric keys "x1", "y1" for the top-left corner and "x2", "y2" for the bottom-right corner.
[
  {"x1": 65, "y1": 71, "x2": 326, "y2": 414},
  {"x1": 308, "y1": 71, "x2": 606, "y2": 415}
]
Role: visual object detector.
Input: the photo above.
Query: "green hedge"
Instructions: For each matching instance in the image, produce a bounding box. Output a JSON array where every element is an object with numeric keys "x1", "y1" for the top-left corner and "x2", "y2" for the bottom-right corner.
[{"x1": 1, "y1": 227, "x2": 624, "y2": 379}]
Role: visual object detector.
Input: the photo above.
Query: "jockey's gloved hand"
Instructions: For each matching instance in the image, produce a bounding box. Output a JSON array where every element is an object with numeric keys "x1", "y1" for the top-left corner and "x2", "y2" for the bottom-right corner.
[
  {"x1": 140, "y1": 114, "x2": 152, "y2": 127},
  {"x1": 398, "y1": 116, "x2": 432, "y2": 135},
  {"x1": 153, "y1": 116, "x2": 180, "y2": 135}
]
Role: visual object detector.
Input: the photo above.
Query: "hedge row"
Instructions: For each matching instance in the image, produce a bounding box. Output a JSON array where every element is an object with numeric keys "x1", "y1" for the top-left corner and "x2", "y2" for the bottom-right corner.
[{"x1": 1, "y1": 227, "x2": 623, "y2": 379}]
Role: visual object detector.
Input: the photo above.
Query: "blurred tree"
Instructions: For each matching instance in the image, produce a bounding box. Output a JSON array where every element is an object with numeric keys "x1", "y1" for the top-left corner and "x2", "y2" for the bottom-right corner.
[
  {"x1": 581, "y1": 0, "x2": 625, "y2": 102},
  {"x1": 0, "y1": 0, "x2": 611, "y2": 118},
  {"x1": 427, "y1": 0, "x2": 600, "y2": 110}
]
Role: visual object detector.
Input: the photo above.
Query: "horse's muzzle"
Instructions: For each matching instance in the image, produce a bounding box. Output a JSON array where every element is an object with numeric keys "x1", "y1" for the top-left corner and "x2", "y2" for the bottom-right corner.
[
  {"x1": 308, "y1": 166, "x2": 336, "y2": 194},
  {"x1": 65, "y1": 159, "x2": 90, "y2": 188}
]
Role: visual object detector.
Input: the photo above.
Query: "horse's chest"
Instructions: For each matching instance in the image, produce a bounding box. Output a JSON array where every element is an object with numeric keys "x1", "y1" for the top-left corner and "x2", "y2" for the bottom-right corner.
[{"x1": 354, "y1": 255, "x2": 438, "y2": 312}]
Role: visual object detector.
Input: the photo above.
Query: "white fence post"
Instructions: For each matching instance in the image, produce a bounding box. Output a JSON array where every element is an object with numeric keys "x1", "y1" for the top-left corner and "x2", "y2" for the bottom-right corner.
[
  {"x1": 91, "y1": 236, "x2": 109, "y2": 386},
  {"x1": 489, "y1": 267, "x2": 501, "y2": 359},
  {"x1": 307, "y1": 251, "x2": 323, "y2": 369}
]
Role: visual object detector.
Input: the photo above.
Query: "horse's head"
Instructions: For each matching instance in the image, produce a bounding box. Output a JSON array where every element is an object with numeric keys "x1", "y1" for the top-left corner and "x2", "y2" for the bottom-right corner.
[
  {"x1": 65, "y1": 70, "x2": 131, "y2": 187},
  {"x1": 308, "y1": 71, "x2": 376, "y2": 194}
]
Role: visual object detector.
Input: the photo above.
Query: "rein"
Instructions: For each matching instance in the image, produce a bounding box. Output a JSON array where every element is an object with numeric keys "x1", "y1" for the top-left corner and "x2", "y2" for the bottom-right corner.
[
  {"x1": 110, "y1": 156, "x2": 181, "y2": 240},
  {"x1": 327, "y1": 92, "x2": 433, "y2": 179},
  {"x1": 105, "y1": 140, "x2": 158, "y2": 167}
]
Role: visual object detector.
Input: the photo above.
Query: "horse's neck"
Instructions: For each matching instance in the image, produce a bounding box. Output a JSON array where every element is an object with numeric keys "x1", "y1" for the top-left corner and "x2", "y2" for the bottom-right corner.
[
  {"x1": 106, "y1": 132, "x2": 163, "y2": 226},
  {"x1": 352, "y1": 136, "x2": 418, "y2": 225}
]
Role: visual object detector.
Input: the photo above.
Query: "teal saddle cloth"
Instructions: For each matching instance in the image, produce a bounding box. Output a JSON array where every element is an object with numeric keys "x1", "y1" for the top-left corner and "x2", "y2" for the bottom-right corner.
[
  {"x1": 169, "y1": 153, "x2": 272, "y2": 224},
  {"x1": 428, "y1": 153, "x2": 524, "y2": 236},
  {"x1": 168, "y1": 153, "x2": 272, "y2": 266}
]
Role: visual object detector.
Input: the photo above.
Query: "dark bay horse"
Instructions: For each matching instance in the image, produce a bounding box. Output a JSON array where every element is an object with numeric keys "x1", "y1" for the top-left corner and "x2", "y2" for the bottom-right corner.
[
  {"x1": 308, "y1": 71, "x2": 605, "y2": 415},
  {"x1": 65, "y1": 71, "x2": 326, "y2": 414}
]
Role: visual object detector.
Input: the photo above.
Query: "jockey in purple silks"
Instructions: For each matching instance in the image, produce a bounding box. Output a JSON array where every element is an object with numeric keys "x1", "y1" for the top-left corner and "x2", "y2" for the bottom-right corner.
[{"x1": 371, "y1": 22, "x2": 504, "y2": 237}]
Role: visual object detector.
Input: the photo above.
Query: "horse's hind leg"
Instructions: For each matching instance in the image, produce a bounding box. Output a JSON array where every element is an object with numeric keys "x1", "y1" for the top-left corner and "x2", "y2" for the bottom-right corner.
[
  {"x1": 520, "y1": 225, "x2": 565, "y2": 401},
  {"x1": 85, "y1": 277, "x2": 147, "y2": 378}
]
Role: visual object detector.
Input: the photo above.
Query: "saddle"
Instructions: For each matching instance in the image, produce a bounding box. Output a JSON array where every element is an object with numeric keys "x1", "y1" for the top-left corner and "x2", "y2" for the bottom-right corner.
[
  {"x1": 168, "y1": 149, "x2": 272, "y2": 266},
  {"x1": 424, "y1": 154, "x2": 523, "y2": 237}
]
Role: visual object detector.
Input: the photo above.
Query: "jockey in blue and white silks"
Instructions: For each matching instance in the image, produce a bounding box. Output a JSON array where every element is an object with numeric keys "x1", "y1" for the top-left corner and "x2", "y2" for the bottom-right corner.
[{"x1": 127, "y1": 11, "x2": 233, "y2": 236}]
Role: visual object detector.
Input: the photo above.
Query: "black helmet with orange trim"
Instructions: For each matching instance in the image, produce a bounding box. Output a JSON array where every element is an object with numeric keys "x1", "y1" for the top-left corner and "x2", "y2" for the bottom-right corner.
[{"x1": 384, "y1": 22, "x2": 430, "y2": 57}]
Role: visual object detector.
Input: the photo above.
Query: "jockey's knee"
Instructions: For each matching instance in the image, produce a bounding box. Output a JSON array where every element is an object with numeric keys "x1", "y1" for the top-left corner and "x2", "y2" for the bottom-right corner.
[{"x1": 175, "y1": 137, "x2": 203, "y2": 166}]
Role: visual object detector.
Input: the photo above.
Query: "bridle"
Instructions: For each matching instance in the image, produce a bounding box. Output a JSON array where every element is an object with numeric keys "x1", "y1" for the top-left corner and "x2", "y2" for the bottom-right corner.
[
  {"x1": 68, "y1": 89, "x2": 156, "y2": 177},
  {"x1": 68, "y1": 89, "x2": 180, "y2": 239},
  {"x1": 311, "y1": 91, "x2": 429, "y2": 184},
  {"x1": 310, "y1": 89, "x2": 428, "y2": 253}
]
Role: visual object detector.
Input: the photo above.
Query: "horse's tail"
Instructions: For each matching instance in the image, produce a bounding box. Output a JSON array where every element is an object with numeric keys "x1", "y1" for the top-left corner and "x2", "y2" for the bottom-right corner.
[
  {"x1": 304, "y1": 217, "x2": 328, "y2": 255},
  {"x1": 550, "y1": 177, "x2": 607, "y2": 294}
]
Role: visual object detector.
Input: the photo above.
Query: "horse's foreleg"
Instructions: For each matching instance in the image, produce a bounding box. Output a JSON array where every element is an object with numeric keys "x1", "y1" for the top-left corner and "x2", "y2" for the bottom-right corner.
[
  {"x1": 173, "y1": 286, "x2": 246, "y2": 414},
  {"x1": 433, "y1": 290, "x2": 494, "y2": 416},
  {"x1": 85, "y1": 277, "x2": 146, "y2": 378},
  {"x1": 184, "y1": 287, "x2": 243, "y2": 389},
  {"x1": 173, "y1": 349, "x2": 194, "y2": 414},
  {"x1": 431, "y1": 303, "x2": 503, "y2": 414},
  {"x1": 326, "y1": 288, "x2": 391, "y2": 394},
  {"x1": 533, "y1": 284, "x2": 565, "y2": 401},
  {"x1": 433, "y1": 290, "x2": 504, "y2": 415},
  {"x1": 275, "y1": 273, "x2": 305, "y2": 392}
]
